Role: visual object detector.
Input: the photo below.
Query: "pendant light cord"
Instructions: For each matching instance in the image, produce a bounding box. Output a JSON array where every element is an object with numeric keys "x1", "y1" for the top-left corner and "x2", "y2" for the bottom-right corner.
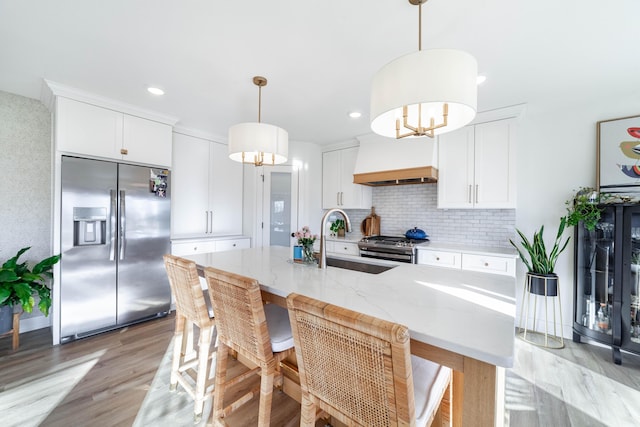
[
  {"x1": 258, "y1": 85, "x2": 262, "y2": 123},
  {"x1": 418, "y1": 1, "x2": 422, "y2": 51}
]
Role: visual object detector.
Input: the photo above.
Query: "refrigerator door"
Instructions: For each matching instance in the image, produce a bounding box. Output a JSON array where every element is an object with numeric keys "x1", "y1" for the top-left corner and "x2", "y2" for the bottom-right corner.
[
  {"x1": 60, "y1": 157, "x2": 118, "y2": 339},
  {"x1": 116, "y1": 163, "x2": 171, "y2": 325}
]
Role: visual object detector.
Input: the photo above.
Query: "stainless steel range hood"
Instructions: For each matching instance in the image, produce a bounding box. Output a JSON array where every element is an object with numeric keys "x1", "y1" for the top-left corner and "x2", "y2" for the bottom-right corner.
[{"x1": 353, "y1": 133, "x2": 438, "y2": 186}]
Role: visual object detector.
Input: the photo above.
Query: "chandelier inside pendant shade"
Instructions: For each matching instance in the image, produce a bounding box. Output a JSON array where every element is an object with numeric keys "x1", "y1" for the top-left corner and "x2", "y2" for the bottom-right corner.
[
  {"x1": 370, "y1": 0, "x2": 477, "y2": 139},
  {"x1": 228, "y1": 76, "x2": 288, "y2": 166},
  {"x1": 228, "y1": 122, "x2": 288, "y2": 165}
]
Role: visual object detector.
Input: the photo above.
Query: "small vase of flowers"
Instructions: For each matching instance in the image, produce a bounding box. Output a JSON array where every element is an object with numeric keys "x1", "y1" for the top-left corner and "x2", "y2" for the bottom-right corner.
[{"x1": 294, "y1": 226, "x2": 318, "y2": 263}]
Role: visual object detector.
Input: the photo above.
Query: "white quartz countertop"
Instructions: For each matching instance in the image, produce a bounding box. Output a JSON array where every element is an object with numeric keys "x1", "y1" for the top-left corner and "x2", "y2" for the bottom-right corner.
[{"x1": 185, "y1": 246, "x2": 516, "y2": 368}]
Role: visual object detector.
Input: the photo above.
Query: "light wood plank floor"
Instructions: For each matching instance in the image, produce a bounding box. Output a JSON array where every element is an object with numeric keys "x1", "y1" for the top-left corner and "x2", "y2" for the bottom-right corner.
[{"x1": 1, "y1": 314, "x2": 639, "y2": 426}]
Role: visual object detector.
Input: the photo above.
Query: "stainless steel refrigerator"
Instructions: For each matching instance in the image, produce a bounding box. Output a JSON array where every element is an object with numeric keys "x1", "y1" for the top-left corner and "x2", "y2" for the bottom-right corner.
[{"x1": 60, "y1": 156, "x2": 171, "y2": 342}]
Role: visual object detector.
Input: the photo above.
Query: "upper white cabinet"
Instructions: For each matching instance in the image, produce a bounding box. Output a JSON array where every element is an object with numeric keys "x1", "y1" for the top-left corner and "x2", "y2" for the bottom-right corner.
[
  {"x1": 322, "y1": 146, "x2": 372, "y2": 209},
  {"x1": 437, "y1": 119, "x2": 516, "y2": 209},
  {"x1": 171, "y1": 132, "x2": 243, "y2": 237},
  {"x1": 55, "y1": 97, "x2": 172, "y2": 167}
]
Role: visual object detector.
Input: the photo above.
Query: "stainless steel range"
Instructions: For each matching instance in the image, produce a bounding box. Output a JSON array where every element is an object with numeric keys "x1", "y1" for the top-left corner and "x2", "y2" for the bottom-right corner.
[{"x1": 358, "y1": 236, "x2": 429, "y2": 263}]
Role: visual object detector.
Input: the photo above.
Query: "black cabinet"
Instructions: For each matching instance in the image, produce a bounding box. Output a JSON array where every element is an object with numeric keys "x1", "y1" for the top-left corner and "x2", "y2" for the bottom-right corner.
[{"x1": 573, "y1": 203, "x2": 640, "y2": 364}]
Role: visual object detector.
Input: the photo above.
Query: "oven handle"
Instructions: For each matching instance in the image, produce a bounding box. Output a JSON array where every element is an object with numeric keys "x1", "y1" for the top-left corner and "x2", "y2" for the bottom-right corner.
[{"x1": 360, "y1": 250, "x2": 414, "y2": 263}]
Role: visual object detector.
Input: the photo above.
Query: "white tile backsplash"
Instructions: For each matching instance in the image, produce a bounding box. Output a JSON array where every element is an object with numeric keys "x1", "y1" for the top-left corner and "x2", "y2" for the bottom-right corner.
[{"x1": 342, "y1": 184, "x2": 515, "y2": 249}]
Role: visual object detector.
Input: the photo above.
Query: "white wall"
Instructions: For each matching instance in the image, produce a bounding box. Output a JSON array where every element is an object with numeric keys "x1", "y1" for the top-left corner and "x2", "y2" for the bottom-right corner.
[
  {"x1": 516, "y1": 92, "x2": 640, "y2": 337},
  {"x1": 0, "y1": 90, "x2": 54, "y2": 332}
]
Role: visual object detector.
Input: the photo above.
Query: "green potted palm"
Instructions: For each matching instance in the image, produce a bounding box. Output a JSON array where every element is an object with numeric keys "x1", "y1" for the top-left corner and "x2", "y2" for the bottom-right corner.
[
  {"x1": 0, "y1": 247, "x2": 60, "y2": 334},
  {"x1": 509, "y1": 217, "x2": 570, "y2": 296}
]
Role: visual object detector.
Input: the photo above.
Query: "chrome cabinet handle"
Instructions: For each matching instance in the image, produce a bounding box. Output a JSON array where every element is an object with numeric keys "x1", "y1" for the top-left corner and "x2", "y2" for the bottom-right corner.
[
  {"x1": 205, "y1": 211, "x2": 209, "y2": 234},
  {"x1": 337, "y1": 192, "x2": 340, "y2": 205},
  {"x1": 475, "y1": 184, "x2": 479, "y2": 204},
  {"x1": 468, "y1": 185, "x2": 472, "y2": 204}
]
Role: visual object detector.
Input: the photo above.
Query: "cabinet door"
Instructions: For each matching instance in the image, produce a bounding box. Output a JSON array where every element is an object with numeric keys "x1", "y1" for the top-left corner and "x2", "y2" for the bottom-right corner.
[
  {"x1": 339, "y1": 146, "x2": 372, "y2": 209},
  {"x1": 122, "y1": 115, "x2": 172, "y2": 167},
  {"x1": 437, "y1": 127, "x2": 475, "y2": 208},
  {"x1": 56, "y1": 97, "x2": 122, "y2": 159},
  {"x1": 171, "y1": 240, "x2": 217, "y2": 256},
  {"x1": 171, "y1": 133, "x2": 211, "y2": 236},
  {"x1": 322, "y1": 150, "x2": 342, "y2": 209},
  {"x1": 474, "y1": 120, "x2": 516, "y2": 208},
  {"x1": 215, "y1": 237, "x2": 250, "y2": 252},
  {"x1": 416, "y1": 249, "x2": 461, "y2": 268},
  {"x1": 461, "y1": 253, "x2": 516, "y2": 276},
  {"x1": 209, "y1": 141, "x2": 243, "y2": 235},
  {"x1": 328, "y1": 241, "x2": 359, "y2": 256}
]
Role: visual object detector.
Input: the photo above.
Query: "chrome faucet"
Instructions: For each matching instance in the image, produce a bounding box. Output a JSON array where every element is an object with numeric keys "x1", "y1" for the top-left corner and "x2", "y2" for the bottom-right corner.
[{"x1": 319, "y1": 208, "x2": 352, "y2": 269}]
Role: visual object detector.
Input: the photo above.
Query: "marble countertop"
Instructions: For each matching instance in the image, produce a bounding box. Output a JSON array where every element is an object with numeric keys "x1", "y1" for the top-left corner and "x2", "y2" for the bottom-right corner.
[{"x1": 185, "y1": 246, "x2": 516, "y2": 368}]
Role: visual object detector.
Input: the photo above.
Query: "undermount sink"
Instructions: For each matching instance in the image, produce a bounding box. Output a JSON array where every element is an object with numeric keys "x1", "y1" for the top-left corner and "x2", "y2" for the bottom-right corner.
[{"x1": 325, "y1": 257, "x2": 396, "y2": 274}]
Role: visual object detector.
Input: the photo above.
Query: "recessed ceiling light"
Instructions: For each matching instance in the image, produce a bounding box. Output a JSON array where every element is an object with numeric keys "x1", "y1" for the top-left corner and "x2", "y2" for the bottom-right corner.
[
  {"x1": 349, "y1": 111, "x2": 362, "y2": 119},
  {"x1": 476, "y1": 75, "x2": 487, "y2": 85},
  {"x1": 147, "y1": 87, "x2": 165, "y2": 96}
]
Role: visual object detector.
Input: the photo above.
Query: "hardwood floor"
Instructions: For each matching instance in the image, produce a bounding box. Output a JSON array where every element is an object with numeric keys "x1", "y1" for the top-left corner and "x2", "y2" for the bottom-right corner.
[{"x1": 2, "y1": 314, "x2": 640, "y2": 426}]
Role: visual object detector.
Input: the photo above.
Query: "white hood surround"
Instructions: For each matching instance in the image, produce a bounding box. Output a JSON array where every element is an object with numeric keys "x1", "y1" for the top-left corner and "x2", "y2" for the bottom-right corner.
[{"x1": 352, "y1": 133, "x2": 438, "y2": 186}]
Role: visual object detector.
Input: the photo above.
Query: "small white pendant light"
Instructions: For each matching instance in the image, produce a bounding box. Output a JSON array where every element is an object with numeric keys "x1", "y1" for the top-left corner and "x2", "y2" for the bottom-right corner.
[
  {"x1": 370, "y1": 0, "x2": 477, "y2": 139},
  {"x1": 228, "y1": 76, "x2": 288, "y2": 166}
]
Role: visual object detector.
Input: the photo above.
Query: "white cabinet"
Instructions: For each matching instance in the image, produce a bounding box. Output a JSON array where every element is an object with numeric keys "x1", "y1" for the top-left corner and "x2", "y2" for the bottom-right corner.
[
  {"x1": 171, "y1": 237, "x2": 250, "y2": 256},
  {"x1": 322, "y1": 147, "x2": 372, "y2": 209},
  {"x1": 215, "y1": 237, "x2": 250, "y2": 252},
  {"x1": 437, "y1": 119, "x2": 516, "y2": 209},
  {"x1": 416, "y1": 247, "x2": 516, "y2": 276},
  {"x1": 55, "y1": 97, "x2": 172, "y2": 167},
  {"x1": 461, "y1": 253, "x2": 516, "y2": 276},
  {"x1": 171, "y1": 133, "x2": 243, "y2": 237},
  {"x1": 326, "y1": 241, "x2": 359, "y2": 256},
  {"x1": 416, "y1": 249, "x2": 462, "y2": 269}
]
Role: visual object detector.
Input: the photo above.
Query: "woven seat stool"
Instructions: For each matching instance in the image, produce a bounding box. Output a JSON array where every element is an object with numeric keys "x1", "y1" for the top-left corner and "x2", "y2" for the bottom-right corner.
[
  {"x1": 204, "y1": 267, "x2": 295, "y2": 427},
  {"x1": 163, "y1": 254, "x2": 216, "y2": 423},
  {"x1": 286, "y1": 293, "x2": 452, "y2": 427}
]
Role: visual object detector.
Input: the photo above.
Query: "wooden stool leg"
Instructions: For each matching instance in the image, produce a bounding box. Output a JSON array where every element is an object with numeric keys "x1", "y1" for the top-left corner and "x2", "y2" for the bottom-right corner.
[{"x1": 12, "y1": 312, "x2": 20, "y2": 351}]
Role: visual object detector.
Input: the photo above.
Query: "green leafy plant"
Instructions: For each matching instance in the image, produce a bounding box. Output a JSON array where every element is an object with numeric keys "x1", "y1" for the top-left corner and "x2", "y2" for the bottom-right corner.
[
  {"x1": 0, "y1": 247, "x2": 60, "y2": 315},
  {"x1": 509, "y1": 217, "x2": 570, "y2": 274},
  {"x1": 329, "y1": 219, "x2": 345, "y2": 234},
  {"x1": 565, "y1": 187, "x2": 603, "y2": 231}
]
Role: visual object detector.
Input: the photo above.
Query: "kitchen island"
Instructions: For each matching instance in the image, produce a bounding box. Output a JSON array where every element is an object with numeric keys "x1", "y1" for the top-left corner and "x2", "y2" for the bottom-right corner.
[{"x1": 185, "y1": 246, "x2": 516, "y2": 426}]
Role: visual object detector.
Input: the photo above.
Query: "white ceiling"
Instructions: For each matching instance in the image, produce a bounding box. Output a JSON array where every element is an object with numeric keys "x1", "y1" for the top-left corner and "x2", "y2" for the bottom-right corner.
[{"x1": 1, "y1": 0, "x2": 639, "y2": 145}]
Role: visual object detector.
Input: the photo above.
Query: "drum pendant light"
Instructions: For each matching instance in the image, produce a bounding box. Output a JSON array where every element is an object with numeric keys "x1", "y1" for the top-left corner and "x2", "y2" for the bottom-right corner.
[
  {"x1": 228, "y1": 76, "x2": 288, "y2": 166},
  {"x1": 370, "y1": 0, "x2": 477, "y2": 139}
]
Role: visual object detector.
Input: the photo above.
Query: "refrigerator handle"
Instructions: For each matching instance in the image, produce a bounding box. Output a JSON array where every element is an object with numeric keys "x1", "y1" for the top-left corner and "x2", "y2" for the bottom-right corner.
[
  {"x1": 119, "y1": 190, "x2": 126, "y2": 260},
  {"x1": 109, "y1": 190, "x2": 117, "y2": 261}
]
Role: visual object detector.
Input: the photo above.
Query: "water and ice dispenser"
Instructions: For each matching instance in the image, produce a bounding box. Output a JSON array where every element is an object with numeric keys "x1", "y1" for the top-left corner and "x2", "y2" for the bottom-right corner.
[{"x1": 73, "y1": 207, "x2": 107, "y2": 246}]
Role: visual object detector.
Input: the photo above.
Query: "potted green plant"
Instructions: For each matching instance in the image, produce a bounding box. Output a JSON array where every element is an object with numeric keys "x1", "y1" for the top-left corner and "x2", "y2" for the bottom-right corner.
[
  {"x1": 565, "y1": 187, "x2": 603, "y2": 231},
  {"x1": 509, "y1": 217, "x2": 570, "y2": 296},
  {"x1": 330, "y1": 219, "x2": 346, "y2": 237},
  {"x1": 0, "y1": 247, "x2": 60, "y2": 334}
]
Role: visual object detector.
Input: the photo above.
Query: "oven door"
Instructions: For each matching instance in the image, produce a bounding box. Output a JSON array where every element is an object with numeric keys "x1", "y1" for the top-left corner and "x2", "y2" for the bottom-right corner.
[{"x1": 359, "y1": 248, "x2": 414, "y2": 263}]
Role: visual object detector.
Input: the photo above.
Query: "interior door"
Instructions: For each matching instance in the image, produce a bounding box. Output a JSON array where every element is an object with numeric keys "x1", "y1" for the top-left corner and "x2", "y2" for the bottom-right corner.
[{"x1": 256, "y1": 166, "x2": 299, "y2": 248}]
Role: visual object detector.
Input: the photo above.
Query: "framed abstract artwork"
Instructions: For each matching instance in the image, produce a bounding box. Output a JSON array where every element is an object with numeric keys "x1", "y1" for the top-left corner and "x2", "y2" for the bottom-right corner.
[{"x1": 597, "y1": 114, "x2": 640, "y2": 192}]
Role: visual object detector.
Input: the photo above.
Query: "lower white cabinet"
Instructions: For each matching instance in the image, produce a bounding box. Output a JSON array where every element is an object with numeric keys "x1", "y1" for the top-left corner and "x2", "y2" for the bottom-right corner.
[
  {"x1": 417, "y1": 247, "x2": 516, "y2": 276},
  {"x1": 326, "y1": 241, "x2": 359, "y2": 256},
  {"x1": 461, "y1": 253, "x2": 516, "y2": 276},
  {"x1": 416, "y1": 249, "x2": 461, "y2": 269},
  {"x1": 171, "y1": 237, "x2": 250, "y2": 256}
]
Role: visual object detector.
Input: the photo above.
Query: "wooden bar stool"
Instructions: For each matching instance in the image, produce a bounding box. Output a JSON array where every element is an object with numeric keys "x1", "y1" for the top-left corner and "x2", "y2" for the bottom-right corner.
[
  {"x1": 204, "y1": 267, "x2": 295, "y2": 427},
  {"x1": 163, "y1": 254, "x2": 216, "y2": 423},
  {"x1": 286, "y1": 293, "x2": 452, "y2": 426}
]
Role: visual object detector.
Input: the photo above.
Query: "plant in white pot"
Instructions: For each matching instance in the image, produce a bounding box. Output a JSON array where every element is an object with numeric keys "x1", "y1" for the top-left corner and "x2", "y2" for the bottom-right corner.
[
  {"x1": 0, "y1": 247, "x2": 60, "y2": 334},
  {"x1": 509, "y1": 217, "x2": 571, "y2": 296}
]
